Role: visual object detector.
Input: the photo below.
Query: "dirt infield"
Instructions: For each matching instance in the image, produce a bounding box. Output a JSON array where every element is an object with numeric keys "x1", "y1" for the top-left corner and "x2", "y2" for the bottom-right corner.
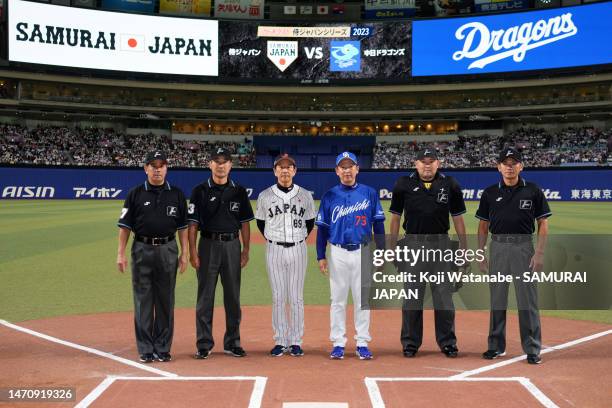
[{"x1": 1, "y1": 306, "x2": 610, "y2": 407}]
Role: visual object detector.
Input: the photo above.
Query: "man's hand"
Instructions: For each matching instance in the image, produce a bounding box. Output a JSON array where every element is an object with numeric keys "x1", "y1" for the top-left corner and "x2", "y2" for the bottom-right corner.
[
  {"x1": 240, "y1": 249, "x2": 249, "y2": 268},
  {"x1": 179, "y1": 253, "x2": 188, "y2": 274},
  {"x1": 117, "y1": 253, "x2": 128, "y2": 273},
  {"x1": 190, "y1": 251, "x2": 200, "y2": 269},
  {"x1": 529, "y1": 252, "x2": 544, "y2": 272},
  {"x1": 318, "y1": 259, "x2": 329, "y2": 276}
]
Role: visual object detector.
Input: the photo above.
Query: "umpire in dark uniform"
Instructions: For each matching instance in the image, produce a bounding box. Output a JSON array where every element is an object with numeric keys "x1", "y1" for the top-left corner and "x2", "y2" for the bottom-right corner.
[
  {"x1": 476, "y1": 148, "x2": 551, "y2": 365},
  {"x1": 188, "y1": 148, "x2": 254, "y2": 359},
  {"x1": 116, "y1": 150, "x2": 188, "y2": 363},
  {"x1": 389, "y1": 148, "x2": 467, "y2": 358}
]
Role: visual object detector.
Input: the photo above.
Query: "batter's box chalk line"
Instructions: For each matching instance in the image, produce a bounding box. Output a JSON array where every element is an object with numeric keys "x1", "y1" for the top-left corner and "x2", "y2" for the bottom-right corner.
[
  {"x1": 365, "y1": 377, "x2": 559, "y2": 408},
  {"x1": 74, "y1": 375, "x2": 268, "y2": 408}
]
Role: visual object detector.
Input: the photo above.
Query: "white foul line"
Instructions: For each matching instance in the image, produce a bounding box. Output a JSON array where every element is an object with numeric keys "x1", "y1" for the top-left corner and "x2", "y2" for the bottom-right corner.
[
  {"x1": 0, "y1": 319, "x2": 177, "y2": 377},
  {"x1": 75, "y1": 376, "x2": 268, "y2": 408},
  {"x1": 451, "y1": 329, "x2": 612, "y2": 379},
  {"x1": 365, "y1": 377, "x2": 559, "y2": 408}
]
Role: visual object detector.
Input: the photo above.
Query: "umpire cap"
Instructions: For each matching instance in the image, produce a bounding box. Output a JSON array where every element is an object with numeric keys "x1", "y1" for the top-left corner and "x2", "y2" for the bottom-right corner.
[
  {"x1": 145, "y1": 150, "x2": 167, "y2": 164},
  {"x1": 498, "y1": 147, "x2": 522, "y2": 163},
  {"x1": 416, "y1": 148, "x2": 438, "y2": 161},
  {"x1": 211, "y1": 147, "x2": 232, "y2": 161}
]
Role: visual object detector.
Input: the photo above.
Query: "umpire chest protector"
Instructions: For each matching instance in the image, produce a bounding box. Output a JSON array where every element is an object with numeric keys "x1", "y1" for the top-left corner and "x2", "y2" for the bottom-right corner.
[
  {"x1": 390, "y1": 172, "x2": 466, "y2": 234},
  {"x1": 188, "y1": 178, "x2": 251, "y2": 233}
]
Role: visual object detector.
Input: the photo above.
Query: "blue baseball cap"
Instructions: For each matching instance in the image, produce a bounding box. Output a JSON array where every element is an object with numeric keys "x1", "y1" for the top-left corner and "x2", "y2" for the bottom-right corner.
[{"x1": 335, "y1": 151, "x2": 358, "y2": 167}]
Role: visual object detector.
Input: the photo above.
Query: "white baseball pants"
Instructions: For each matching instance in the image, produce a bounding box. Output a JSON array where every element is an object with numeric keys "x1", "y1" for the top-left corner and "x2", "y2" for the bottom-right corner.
[{"x1": 328, "y1": 244, "x2": 371, "y2": 347}]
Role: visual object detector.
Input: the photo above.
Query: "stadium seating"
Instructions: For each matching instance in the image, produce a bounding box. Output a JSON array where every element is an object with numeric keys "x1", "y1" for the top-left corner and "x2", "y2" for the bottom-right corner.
[{"x1": 1, "y1": 126, "x2": 609, "y2": 169}]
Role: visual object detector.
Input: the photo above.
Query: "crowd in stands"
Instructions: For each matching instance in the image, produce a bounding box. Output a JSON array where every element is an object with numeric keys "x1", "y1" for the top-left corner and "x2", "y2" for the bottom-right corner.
[
  {"x1": 0, "y1": 125, "x2": 256, "y2": 168},
  {"x1": 1, "y1": 125, "x2": 610, "y2": 169},
  {"x1": 372, "y1": 127, "x2": 611, "y2": 169}
]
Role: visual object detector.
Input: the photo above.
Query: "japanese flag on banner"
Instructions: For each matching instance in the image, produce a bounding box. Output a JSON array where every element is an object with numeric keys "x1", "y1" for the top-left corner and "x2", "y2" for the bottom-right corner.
[
  {"x1": 317, "y1": 5, "x2": 328, "y2": 14},
  {"x1": 120, "y1": 34, "x2": 145, "y2": 52}
]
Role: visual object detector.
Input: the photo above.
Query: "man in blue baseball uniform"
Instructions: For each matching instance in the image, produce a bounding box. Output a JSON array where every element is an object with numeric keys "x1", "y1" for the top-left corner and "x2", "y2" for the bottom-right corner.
[{"x1": 316, "y1": 152, "x2": 386, "y2": 360}]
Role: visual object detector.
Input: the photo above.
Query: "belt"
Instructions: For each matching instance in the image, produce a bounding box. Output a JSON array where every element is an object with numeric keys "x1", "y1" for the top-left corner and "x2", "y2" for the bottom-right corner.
[
  {"x1": 404, "y1": 234, "x2": 448, "y2": 242},
  {"x1": 268, "y1": 240, "x2": 304, "y2": 248},
  {"x1": 333, "y1": 243, "x2": 364, "y2": 251},
  {"x1": 135, "y1": 235, "x2": 175, "y2": 246},
  {"x1": 492, "y1": 235, "x2": 532, "y2": 244},
  {"x1": 202, "y1": 231, "x2": 239, "y2": 241}
]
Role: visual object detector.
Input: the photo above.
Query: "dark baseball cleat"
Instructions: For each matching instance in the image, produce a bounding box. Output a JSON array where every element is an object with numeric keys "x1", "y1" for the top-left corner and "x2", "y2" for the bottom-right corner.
[
  {"x1": 403, "y1": 346, "x2": 418, "y2": 358},
  {"x1": 224, "y1": 346, "x2": 247, "y2": 357},
  {"x1": 289, "y1": 345, "x2": 304, "y2": 357},
  {"x1": 442, "y1": 345, "x2": 459, "y2": 358},
  {"x1": 155, "y1": 352, "x2": 172, "y2": 362},
  {"x1": 270, "y1": 345, "x2": 287, "y2": 357},
  {"x1": 527, "y1": 354, "x2": 542, "y2": 364},
  {"x1": 482, "y1": 350, "x2": 506, "y2": 360},
  {"x1": 139, "y1": 353, "x2": 155, "y2": 363},
  {"x1": 194, "y1": 349, "x2": 211, "y2": 359}
]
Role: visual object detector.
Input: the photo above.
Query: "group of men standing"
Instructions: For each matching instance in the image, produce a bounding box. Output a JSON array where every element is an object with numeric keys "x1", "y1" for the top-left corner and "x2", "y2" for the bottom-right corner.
[{"x1": 116, "y1": 146, "x2": 550, "y2": 366}]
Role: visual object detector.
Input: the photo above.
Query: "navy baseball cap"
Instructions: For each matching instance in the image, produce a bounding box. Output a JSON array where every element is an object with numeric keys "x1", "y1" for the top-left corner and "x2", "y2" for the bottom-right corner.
[
  {"x1": 273, "y1": 153, "x2": 296, "y2": 167},
  {"x1": 498, "y1": 147, "x2": 522, "y2": 163},
  {"x1": 145, "y1": 150, "x2": 167, "y2": 164},
  {"x1": 416, "y1": 148, "x2": 438, "y2": 161},
  {"x1": 211, "y1": 147, "x2": 232, "y2": 161},
  {"x1": 335, "y1": 151, "x2": 358, "y2": 167}
]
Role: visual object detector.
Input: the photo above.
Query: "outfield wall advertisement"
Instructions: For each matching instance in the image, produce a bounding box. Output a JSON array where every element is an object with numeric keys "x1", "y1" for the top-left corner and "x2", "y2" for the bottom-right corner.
[
  {"x1": 8, "y1": 0, "x2": 219, "y2": 76},
  {"x1": 1, "y1": 167, "x2": 610, "y2": 201},
  {"x1": 412, "y1": 2, "x2": 612, "y2": 76}
]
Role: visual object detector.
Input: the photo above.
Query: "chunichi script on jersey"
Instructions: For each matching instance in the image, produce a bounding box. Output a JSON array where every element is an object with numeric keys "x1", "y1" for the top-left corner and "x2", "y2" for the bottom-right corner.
[
  {"x1": 331, "y1": 199, "x2": 370, "y2": 223},
  {"x1": 453, "y1": 12, "x2": 578, "y2": 69}
]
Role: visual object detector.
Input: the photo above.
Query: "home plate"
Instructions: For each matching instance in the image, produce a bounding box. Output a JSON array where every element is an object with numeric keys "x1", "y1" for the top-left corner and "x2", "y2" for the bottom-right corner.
[{"x1": 283, "y1": 403, "x2": 348, "y2": 408}]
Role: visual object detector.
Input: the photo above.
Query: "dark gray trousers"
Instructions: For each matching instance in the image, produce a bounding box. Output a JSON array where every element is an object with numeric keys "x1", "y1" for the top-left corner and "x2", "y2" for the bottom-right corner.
[
  {"x1": 401, "y1": 260, "x2": 456, "y2": 350},
  {"x1": 488, "y1": 240, "x2": 541, "y2": 355},
  {"x1": 131, "y1": 240, "x2": 178, "y2": 355},
  {"x1": 195, "y1": 237, "x2": 242, "y2": 351}
]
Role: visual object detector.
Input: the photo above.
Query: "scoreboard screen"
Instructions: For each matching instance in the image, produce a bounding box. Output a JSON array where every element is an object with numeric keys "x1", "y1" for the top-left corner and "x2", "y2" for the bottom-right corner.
[{"x1": 218, "y1": 22, "x2": 411, "y2": 84}]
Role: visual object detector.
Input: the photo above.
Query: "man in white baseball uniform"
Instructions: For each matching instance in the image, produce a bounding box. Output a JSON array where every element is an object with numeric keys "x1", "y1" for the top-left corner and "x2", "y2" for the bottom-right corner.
[{"x1": 256, "y1": 154, "x2": 316, "y2": 357}]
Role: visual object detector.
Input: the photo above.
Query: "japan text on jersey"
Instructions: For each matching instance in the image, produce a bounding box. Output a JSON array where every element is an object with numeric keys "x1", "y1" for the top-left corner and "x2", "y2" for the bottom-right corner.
[{"x1": 256, "y1": 184, "x2": 316, "y2": 243}]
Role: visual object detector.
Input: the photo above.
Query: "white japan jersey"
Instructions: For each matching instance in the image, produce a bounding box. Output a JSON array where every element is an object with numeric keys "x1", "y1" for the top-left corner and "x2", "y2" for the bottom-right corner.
[{"x1": 256, "y1": 184, "x2": 316, "y2": 243}]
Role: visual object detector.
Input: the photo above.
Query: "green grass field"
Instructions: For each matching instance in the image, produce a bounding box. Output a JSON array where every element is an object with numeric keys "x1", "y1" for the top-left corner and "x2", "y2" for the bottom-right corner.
[{"x1": 0, "y1": 200, "x2": 610, "y2": 323}]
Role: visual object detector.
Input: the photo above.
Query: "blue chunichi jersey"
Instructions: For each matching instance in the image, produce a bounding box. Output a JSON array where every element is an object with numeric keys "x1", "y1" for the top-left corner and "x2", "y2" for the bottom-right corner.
[{"x1": 316, "y1": 183, "x2": 385, "y2": 245}]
